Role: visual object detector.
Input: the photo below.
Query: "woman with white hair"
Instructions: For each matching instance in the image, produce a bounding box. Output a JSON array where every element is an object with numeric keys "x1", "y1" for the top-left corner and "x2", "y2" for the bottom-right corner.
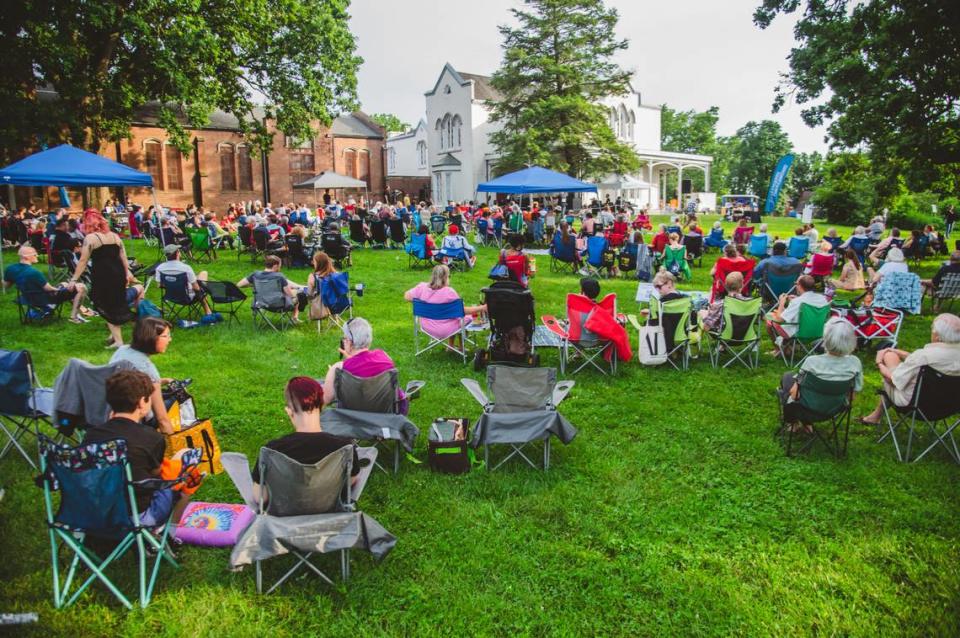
[
  {"x1": 841, "y1": 225, "x2": 869, "y2": 250},
  {"x1": 779, "y1": 317, "x2": 863, "y2": 428},
  {"x1": 321, "y1": 316, "x2": 408, "y2": 412},
  {"x1": 867, "y1": 246, "x2": 908, "y2": 284}
]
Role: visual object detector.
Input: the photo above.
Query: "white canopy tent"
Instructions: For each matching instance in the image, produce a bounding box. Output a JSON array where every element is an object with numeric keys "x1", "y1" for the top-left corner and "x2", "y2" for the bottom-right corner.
[{"x1": 293, "y1": 171, "x2": 368, "y2": 208}]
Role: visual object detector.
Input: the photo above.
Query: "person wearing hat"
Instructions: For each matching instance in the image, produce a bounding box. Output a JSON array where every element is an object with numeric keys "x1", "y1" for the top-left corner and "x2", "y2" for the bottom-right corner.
[
  {"x1": 155, "y1": 244, "x2": 212, "y2": 314},
  {"x1": 867, "y1": 246, "x2": 908, "y2": 285},
  {"x1": 439, "y1": 223, "x2": 476, "y2": 268}
]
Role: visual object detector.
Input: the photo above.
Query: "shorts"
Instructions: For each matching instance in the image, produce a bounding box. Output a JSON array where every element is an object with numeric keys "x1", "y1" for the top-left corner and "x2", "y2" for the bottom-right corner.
[
  {"x1": 47, "y1": 288, "x2": 75, "y2": 304},
  {"x1": 125, "y1": 287, "x2": 140, "y2": 304},
  {"x1": 140, "y1": 488, "x2": 174, "y2": 527}
]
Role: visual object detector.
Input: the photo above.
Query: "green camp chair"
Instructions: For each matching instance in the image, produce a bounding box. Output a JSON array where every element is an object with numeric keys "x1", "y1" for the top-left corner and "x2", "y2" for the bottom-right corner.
[
  {"x1": 779, "y1": 303, "x2": 831, "y2": 368},
  {"x1": 638, "y1": 296, "x2": 694, "y2": 370},
  {"x1": 187, "y1": 228, "x2": 216, "y2": 262},
  {"x1": 775, "y1": 372, "x2": 855, "y2": 457},
  {"x1": 661, "y1": 245, "x2": 692, "y2": 281},
  {"x1": 707, "y1": 297, "x2": 762, "y2": 369},
  {"x1": 38, "y1": 436, "x2": 199, "y2": 609}
]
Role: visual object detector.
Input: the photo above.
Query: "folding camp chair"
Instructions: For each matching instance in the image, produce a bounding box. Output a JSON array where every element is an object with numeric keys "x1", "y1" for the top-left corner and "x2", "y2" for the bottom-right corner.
[
  {"x1": 871, "y1": 271, "x2": 922, "y2": 315},
  {"x1": 549, "y1": 234, "x2": 580, "y2": 274},
  {"x1": 187, "y1": 228, "x2": 216, "y2": 262},
  {"x1": 0, "y1": 349, "x2": 53, "y2": 469},
  {"x1": 830, "y1": 305, "x2": 904, "y2": 349},
  {"x1": 314, "y1": 272, "x2": 353, "y2": 333},
  {"x1": 475, "y1": 218, "x2": 492, "y2": 246},
  {"x1": 707, "y1": 297, "x2": 762, "y2": 369},
  {"x1": 748, "y1": 234, "x2": 769, "y2": 259},
  {"x1": 387, "y1": 219, "x2": 406, "y2": 249},
  {"x1": 430, "y1": 214, "x2": 447, "y2": 236},
  {"x1": 199, "y1": 280, "x2": 247, "y2": 326},
  {"x1": 251, "y1": 277, "x2": 296, "y2": 332},
  {"x1": 283, "y1": 234, "x2": 310, "y2": 268},
  {"x1": 159, "y1": 272, "x2": 205, "y2": 322},
  {"x1": 348, "y1": 219, "x2": 368, "y2": 247},
  {"x1": 760, "y1": 261, "x2": 803, "y2": 314},
  {"x1": 14, "y1": 285, "x2": 66, "y2": 326},
  {"x1": 848, "y1": 236, "x2": 871, "y2": 266},
  {"x1": 776, "y1": 372, "x2": 854, "y2": 457},
  {"x1": 412, "y1": 299, "x2": 473, "y2": 363},
  {"x1": 877, "y1": 366, "x2": 960, "y2": 464},
  {"x1": 703, "y1": 228, "x2": 727, "y2": 250},
  {"x1": 38, "y1": 437, "x2": 200, "y2": 609},
  {"x1": 321, "y1": 369, "x2": 424, "y2": 474},
  {"x1": 787, "y1": 236, "x2": 810, "y2": 259},
  {"x1": 321, "y1": 232, "x2": 353, "y2": 269},
  {"x1": 733, "y1": 226, "x2": 754, "y2": 253},
  {"x1": 682, "y1": 234, "x2": 703, "y2": 268},
  {"x1": 252, "y1": 228, "x2": 283, "y2": 263},
  {"x1": 369, "y1": 220, "x2": 388, "y2": 248},
  {"x1": 583, "y1": 235, "x2": 611, "y2": 278},
  {"x1": 461, "y1": 365, "x2": 576, "y2": 471},
  {"x1": 629, "y1": 296, "x2": 694, "y2": 370},
  {"x1": 405, "y1": 233, "x2": 431, "y2": 269},
  {"x1": 541, "y1": 294, "x2": 618, "y2": 375},
  {"x1": 710, "y1": 258, "x2": 756, "y2": 302},
  {"x1": 779, "y1": 302, "x2": 831, "y2": 368},
  {"x1": 48, "y1": 249, "x2": 77, "y2": 285},
  {"x1": 237, "y1": 225, "x2": 258, "y2": 261},
  {"x1": 926, "y1": 272, "x2": 960, "y2": 311}
]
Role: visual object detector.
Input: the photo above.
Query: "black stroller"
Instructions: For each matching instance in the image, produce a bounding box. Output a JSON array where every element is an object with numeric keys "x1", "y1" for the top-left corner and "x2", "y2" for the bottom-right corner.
[{"x1": 473, "y1": 281, "x2": 539, "y2": 370}]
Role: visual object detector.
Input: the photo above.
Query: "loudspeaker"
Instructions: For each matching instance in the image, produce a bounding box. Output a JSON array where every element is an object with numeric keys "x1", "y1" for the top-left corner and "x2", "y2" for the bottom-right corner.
[{"x1": 682, "y1": 179, "x2": 692, "y2": 194}]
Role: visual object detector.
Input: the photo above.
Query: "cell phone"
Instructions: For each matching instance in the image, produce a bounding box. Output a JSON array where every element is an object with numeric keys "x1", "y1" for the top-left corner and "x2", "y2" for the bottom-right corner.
[{"x1": 339, "y1": 338, "x2": 345, "y2": 359}]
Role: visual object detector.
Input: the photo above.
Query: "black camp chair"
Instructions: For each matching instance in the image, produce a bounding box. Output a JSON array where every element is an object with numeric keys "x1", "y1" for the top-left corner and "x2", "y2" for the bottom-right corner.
[
  {"x1": 200, "y1": 280, "x2": 248, "y2": 326},
  {"x1": 387, "y1": 219, "x2": 406, "y2": 249},
  {"x1": 321, "y1": 232, "x2": 353, "y2": 269},
  {"x1": 776, "y1": 371, "x2": 855, "y2": 457},
  {"x1": 159, "y1": 272, "x2": 206, "y2": 322},
  {"x1": 877, "y1": 366, "x2": 960, "y2": 464},
  {"x1": 369, "y1": 221, "x2": 388, "y2": 249}
]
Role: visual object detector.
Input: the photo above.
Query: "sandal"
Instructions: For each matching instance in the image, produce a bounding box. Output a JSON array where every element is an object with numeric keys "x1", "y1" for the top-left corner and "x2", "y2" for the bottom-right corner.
[{"x1": 858, "y1": 417, "x2": 880, "y2": 426}]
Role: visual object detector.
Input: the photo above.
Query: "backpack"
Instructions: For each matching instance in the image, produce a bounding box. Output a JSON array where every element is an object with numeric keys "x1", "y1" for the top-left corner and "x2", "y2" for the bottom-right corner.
[
  {"x1": 137, "y1": 298, "x2": 162, "y2": 318},
  {"x1": 427, "y1": 418, "x2": 471, "y2": 474}
]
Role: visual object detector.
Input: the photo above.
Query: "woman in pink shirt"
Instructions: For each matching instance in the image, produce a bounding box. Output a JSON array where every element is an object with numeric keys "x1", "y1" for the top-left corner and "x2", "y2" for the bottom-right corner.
[{"x1": 404, "y1": 265, "x2": 486, "y2": 340}]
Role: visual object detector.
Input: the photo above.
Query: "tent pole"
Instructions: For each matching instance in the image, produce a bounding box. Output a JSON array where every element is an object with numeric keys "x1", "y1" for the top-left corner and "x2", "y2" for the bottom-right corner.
[
  {"x1": 152, "y1": 187, "x2": 165, "y2": 249},
  {"x1": 0, "y1": 219, "x2": 5, "y2": 295}
]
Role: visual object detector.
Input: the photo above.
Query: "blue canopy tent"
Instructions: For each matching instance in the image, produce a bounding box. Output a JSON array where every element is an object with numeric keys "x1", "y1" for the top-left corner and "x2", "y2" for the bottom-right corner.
[
  {"x1": 0, "y1": 144, "x2": 156, "y2": 289},
  {"x1": 476, "y1": 166, "x2": 597, "y2": 213}
]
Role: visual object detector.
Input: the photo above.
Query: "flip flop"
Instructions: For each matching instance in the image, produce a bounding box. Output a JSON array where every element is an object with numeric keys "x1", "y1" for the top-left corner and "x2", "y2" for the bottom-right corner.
[{"x1": 858, "y1": 417, "x2": 880, "y2": 426}]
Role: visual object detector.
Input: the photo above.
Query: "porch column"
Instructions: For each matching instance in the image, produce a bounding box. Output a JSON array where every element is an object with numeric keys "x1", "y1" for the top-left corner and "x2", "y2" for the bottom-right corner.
[
  {"x1": 704, "y1": 163, "x2": 711, "y2": 192},
  {"x1": 676, "y1": 166, "x2": 683, "y2": 207}
]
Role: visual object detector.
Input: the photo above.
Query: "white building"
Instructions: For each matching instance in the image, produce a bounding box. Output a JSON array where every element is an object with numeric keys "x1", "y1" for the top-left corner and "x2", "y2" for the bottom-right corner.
[
  {"x1": 418, "y1": 62, "x2": 712, "y2": 210},
  {"x1": 386, "y1": 119, "x2": 428, "y2": 179}
]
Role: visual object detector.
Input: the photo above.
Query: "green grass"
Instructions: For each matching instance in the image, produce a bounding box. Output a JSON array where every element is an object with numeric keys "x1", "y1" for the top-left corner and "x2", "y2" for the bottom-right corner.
[{"x1": 1, "y1": 215, "x2": 958, "y2": 637}]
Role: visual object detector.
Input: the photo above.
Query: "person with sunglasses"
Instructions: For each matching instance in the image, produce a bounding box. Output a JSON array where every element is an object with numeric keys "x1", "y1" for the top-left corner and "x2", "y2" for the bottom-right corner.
[{"x1": 642, "y1": 270, "x2": 685, "y2": 326}]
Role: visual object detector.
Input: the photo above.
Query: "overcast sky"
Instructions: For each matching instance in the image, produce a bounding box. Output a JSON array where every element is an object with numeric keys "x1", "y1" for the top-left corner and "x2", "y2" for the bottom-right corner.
[{"x1": 348, "y1": 0, "x2": 829, "y2": 153}]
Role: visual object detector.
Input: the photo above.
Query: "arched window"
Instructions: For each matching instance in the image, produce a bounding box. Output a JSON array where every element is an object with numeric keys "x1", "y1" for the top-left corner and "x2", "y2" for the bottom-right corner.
[
  {"x1": 417, "y1": 140, "x2": 427, "y2": 167},
  {"x1": 609, "y1": 108, "x2": 618, "y2": 134},
  {"x1": 388, "y1": 147, "x2": 397, "y2": 172},
  {"x1": 435, "y1": 119, "x2": 444, "y2": 150},
  {"x1": 143, "y1": 139, "x2": 163, "y2": 190},
  {"x1": 359, "y1": 149, "x2": 371, "y2": 182},
  {"x1": 451, "y1": 114, "x2": 462, "y2": 148},
  {"x1": 441, "y1": 114, "x2": 452, "y2": 150},
  {"x1": 343, "y1": 148, "x2": 358, "y2": 178},
  {"x1": 164, "y1": 143, "x2": 183, "y2": 190},
  {"x1": 628, "y1": 110, "x2": 636, "y2": 141},
  {"x1": 619, "y1": 105, "x2": 629, "y2": 140},
  {"x1": 237, "y1": 144, "x2": 253, "y2": 191},
  {"x1": 219, "y1": 143, "x2": 236, "y2": 191}
]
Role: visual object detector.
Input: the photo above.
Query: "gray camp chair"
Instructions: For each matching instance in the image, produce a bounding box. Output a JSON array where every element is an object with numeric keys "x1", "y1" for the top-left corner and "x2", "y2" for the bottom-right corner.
[
  {"x1": 225, "y1": 446, "x2": 394, "y2": 594},
  {"x1": 461, "y1": 365, "x2": 577, "y2": 470},
  {"x1": 321, "y1": 369, "x2": 424, "y2": 474}
]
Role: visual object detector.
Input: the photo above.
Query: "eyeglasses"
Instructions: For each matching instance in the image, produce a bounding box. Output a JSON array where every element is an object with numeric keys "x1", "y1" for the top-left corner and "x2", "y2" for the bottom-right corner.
[
  {"x1": 158, "y1": 332, "x2": 172, "y2": 340},
  {"x1": 653, "y1": 284, "x2": 664, "y2": 290}
]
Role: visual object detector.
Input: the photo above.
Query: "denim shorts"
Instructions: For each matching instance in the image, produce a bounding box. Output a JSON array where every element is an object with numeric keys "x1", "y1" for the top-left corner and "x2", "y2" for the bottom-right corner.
[
  {"x1": 125, "y1": 287, "x2": 140, "y2": 304},
  {"x1": 140, "y1": 488, "x2": 174, "y2": 527}
]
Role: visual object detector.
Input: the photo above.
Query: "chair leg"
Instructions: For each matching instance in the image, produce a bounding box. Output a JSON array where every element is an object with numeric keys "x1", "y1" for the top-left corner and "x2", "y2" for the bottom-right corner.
[
  {"x1": 544, "y1": 437, "x2": 551, "y2": 470},
  {"x1": 341, "y1": 549, "x2": 350, "y2": 581}
]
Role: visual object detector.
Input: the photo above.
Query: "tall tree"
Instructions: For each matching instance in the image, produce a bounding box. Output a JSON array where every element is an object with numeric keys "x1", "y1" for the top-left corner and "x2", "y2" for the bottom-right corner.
[
  {"x1": 660, "y1": 105, "x2": 729, "y2": 194},
  {"x1": 370, "y1": 113, "x2": 410, "y2": 134},
  {"x1": 487, "y1": 0, "x2": 640, "y2": 180},
  {"x1": 0, "y1": 0, "x2": 362, "y2": 162},
  {"x1": 754, "y1": 0, "x2": 960, "y2": 190},
  {"x1": 727, "y1": 120, "x2": 792, "y2": 206}
]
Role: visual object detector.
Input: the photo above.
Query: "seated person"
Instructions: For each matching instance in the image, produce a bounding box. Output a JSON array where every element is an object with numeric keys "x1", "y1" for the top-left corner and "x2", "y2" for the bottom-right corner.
[
  {"x1": 868, "y1": 228, "x2": 902, "y2": 265},
  {"x1": 404, "y1": 264, "x2": 486, "y2": 340},
  {"x1": 684, "y1": 218, "x2": 703, "y2": 236},
  {"x1": 650, "y1": 224, "x2": 670, "y2": 255},
  {"x1": 711, "y1": 243, "x2": 750, "y2": 277},
  {"x1": 156, "y1": 245, "x2": 212, "y2": 314},
  {"x1": 438, "y1": 224, "x2": 476, "y2": 267},
  {"x1": 828, "y1": 248, "x2": 866, "y2": 292},
  {"x1": 860, "y1": 313, "x2": 960, "y2": 424},
  {"x1": 803, "y1": 222, "x2": 819, "y2": 246},
  {"x1": 237, "y1": 255, "x2": 307, "y2": 323},
  {"x1": 703, "y1": 221, "x2": 728, "y2": 249},
  {"x1": 753, "y1": 241, "x2": 801, "y2": 280},
  {"x1": 83, "y1": 370, "x2": 195, "y2": 527},
  {"x1": 2, "y1": 244, "x2": 88, "y2": 323},
  {"x1": 265, "y1": 214, "x2": 287, "y2": 240},
  {"x1": 502, "y1": 233, "x2": 531, "y2": 286},
  {"x1": 205, "y1": 212, "x2": 235, "y2": 249},
  {"x1": 251, "y1": 377, "x2": 361, "y2": 503},
  {"x1": 921, "y1": 250, "x2": 960, "y2": 310},
  {"x1": 51, "y1": 216, "x2": 81, "y2": 267},
  {"x1": 551, "y1": 222, "x2": 582, "y2": 265},
  {"x1": 322, "y1": 317, "x2": 409, "y2": 414},
  {"x1": 580, "y1": 212, "x2": 596, "y2": 237},
  {"x1": 732, "y1": 218, "x2": 753, "y2": 249},
  {"x1": 804, "y1": 241, "x2": 836, "y2": 277},
  {"x1": 765, "y1": 275, "x2": 829, "y2": 356},
  {"x1": 840, "y1": 225, "x2": 869, "y2": 250},
  {"x1": 779, "y1": 318, "x2": 863, "y2": 430},
  {"x1": 866, "y1": 247, "x2": 907, "y2": 285},
  {"x1": 699, "y1": 272, "x2": 750, "y2": 333},
  {"x1": 642, "y1": 270, "x2": 685, "y2": 325},
  {"x1": 110, "y1": 317, "x2": 177, "y2": 434},
  {"x1": 324, "y1": 222, "x2": 353, "y2": 250},
  {"x1": 161, "y1": 218, "x2": 192, "y2": 250}
]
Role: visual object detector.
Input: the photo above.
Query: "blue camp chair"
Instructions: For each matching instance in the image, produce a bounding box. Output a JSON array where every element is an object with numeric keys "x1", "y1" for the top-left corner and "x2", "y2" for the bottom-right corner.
[
  {"x1": 1, "y1": 349, "x2": 53, "y2": 469},
  {"x1": 475, "y1": 218, "x2": 491, "y2": 246},
  {"x1": 430, "y1": 214, "x2": 446, "y2": 235},
  {"x1": 849, "y1": 236, "x2": 871, "y2": 265},
  {"x1": 438, "y1": 246, "x2": 469, "y2": 273},
  {"x1": 748, "y1": 234, "x2": 769, "y2": 259},
  {"x1": 787, "y1": 236, "x2": 810, "y2": 259},
  {"x1": 412, "y1": 299, "x2": 473, "y2": 363},
  {"x1": 549, "y1": 233, "x2": 580, "y2": 274},
  {"x1": 315, "y1": 271, "x2": 353, "y2": 332},
  {"x1": 760, "y1": 261, "x2": 804, "y2": 313},
  {"x1": 159, "y1": 272, "x2": 205, "y2": 322},
  {"x1": 703, "y1": 227, "x2": 728, "y2": 251},
  {"x1": 39, "y1": 437, "x2": 201, "y2": 609},
  {"x1": 405, "y1": 233, "x2": 430, "y2": 269},
  {"x1": 583, "y1": 235, "x2": 610, "y2": 277}
]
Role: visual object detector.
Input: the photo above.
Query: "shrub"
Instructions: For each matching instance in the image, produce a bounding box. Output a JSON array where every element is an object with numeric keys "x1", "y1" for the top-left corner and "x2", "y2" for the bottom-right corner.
[{"x1": 887, "y1": 191, "x2": 940, "y2": 230}]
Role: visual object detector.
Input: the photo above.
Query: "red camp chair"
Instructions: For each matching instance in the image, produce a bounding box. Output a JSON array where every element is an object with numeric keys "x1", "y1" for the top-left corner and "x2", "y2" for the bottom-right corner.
[
  {"x1": 632, "y1": 214, "x2": 653, "y2": 231},
  {"x1": 541, "y1": 294, "x2": 619, "y2": 375},
  {"x1": 710, "y1": 257, "x2": 756, "y2": 302}
]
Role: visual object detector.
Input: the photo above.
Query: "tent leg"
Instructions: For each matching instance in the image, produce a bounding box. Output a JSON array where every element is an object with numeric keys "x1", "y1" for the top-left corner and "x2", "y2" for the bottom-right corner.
[{"x1": 151, "y1": 188, "x2": 164, "y2": 248}]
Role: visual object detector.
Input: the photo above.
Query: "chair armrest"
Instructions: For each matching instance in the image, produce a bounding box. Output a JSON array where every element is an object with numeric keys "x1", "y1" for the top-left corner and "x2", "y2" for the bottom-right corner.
[
  {"x1": 552, "y1": 380, "x2": 575, "y2": 407},
  {"x1": 541, "y1": 315, "x2": 569, "y2": 339},
  {"x1": 460, "y1": 378, "x2": 490, "y2": 408},
  {"x1": 404, "y1": 380, "x2": 425, "y2": 400},
  {"x1": 627, "y1": 313, "x2": 644, "y2": 331},
  {"x1": 220, "y1": 452, "x2": 257, "y2": 510}
]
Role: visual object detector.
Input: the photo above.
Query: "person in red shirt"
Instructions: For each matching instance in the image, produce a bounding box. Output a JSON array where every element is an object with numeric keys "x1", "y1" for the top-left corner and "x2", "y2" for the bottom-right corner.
[{"x1": 651, "y1": 224, "x2": 670, "y2": 255}]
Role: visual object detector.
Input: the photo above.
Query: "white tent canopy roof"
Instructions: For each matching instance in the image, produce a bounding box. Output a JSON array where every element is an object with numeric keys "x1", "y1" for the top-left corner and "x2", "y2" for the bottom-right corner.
[
  {"x1": 598, "y1": 175, "x2": 651, "y2": 190},
  {"x1": 293, "y1": 171, "x2": 367, "y2": 190}
]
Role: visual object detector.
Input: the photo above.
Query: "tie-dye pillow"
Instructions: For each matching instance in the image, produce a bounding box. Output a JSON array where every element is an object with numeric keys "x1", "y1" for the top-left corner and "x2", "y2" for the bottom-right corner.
[{"x1": 173, "y1": 502, "x2": 255, "y2": 547}]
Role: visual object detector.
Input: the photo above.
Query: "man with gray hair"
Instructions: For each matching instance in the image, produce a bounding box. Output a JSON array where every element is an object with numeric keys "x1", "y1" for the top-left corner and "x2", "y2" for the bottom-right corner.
[{"x1": 861, "y1": 313, "x2": 960, "y2": 423}]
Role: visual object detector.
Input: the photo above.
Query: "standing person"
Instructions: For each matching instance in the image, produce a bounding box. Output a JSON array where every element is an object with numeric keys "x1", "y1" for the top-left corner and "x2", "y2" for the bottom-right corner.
[
  {"x1": 944, "y1": 205, "x2": 957, "y2": 239},
  {"x1": 69, "y1": 209, "x2": 143, "y2": 348},
  {"x1": 2, "y1": 244, "x2": 89, "y2": 323}
]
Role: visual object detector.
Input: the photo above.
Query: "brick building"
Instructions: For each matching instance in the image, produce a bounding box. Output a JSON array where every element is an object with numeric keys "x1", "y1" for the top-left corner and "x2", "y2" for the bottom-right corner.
[{"x1": 7, "y1": 105, "x2": 387, "y2": 214}]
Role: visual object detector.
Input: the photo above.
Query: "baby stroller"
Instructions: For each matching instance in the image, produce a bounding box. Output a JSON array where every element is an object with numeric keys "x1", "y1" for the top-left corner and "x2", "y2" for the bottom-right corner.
[{"x1": 473, "y1": 281, "x2": 539, "y2": 370}]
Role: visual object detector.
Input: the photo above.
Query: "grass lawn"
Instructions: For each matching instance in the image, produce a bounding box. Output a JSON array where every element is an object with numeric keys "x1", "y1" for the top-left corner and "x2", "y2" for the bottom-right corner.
[{"x1": 1, "y1": 214, "x2": 958, "y2": 637}]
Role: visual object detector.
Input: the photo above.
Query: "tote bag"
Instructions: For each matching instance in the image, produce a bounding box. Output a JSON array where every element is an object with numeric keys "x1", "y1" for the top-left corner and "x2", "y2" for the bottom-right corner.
[{"x1": 638, "y1": 325, "x2": 668, "y2": 365}]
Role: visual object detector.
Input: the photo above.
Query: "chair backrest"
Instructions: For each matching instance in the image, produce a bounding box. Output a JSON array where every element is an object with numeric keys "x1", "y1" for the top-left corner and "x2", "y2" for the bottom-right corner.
[
  {"x1": 871, "y1": 271, "x2": 921, "y2": 314},
  {"x1": 200, "y1": 279, "x2": 246, "y2": 303},
  {"x1": 487, "y1": 365, "x2": 556, "y2": 413},
  {"x1": 370, "y1": 220, "x2": 388, "y2": 242},
  {"x1": 682, "y1": 234, "x2": 703, "y2": 256},
  {"x1": 348, "y1": 219, "x2": 366, "y2": 242},
  {"x1": 849, "y1": 236, "x2": 871, "y2": 257},
  {"x1": 764, "y1": 261, "x2": 803, "y2": 298},
  {"x1": 565, "y1": 293, "x2": 615, "y2": 345},
  {"x1": 708, "y1": 228, "x2": 725, "y2": 241},
  {"x1": 251, "y1": 275, "x2": 288, "y2": 310},
  {"x1": 413, "y1": 298, "x2": 465, "y2": 321},
  {"x1": 0, "y1": 349, "x2": 37, "y2": 417},
  {"x1": 406, "y1": 233, "x2": 427, "y2": 258},
  {"x1": 713, "y1": 258, "x2": 756, "y2": 300},
  {"x1": 719, "y1": 297, "x2": 762, "y2": 341},
  {"x1": 797, "y1": 372, "x2": 854, "y2": 420},
  {"x1": 586, "y1": 235, "x2": 608, "y2": 266},
  {"x1": 663, "y1": 244, "x2": 686, "y2": 266},
  {"x1": 808, "y1": 253, "x2": 835, "y2": 277},
  {"x1": 477, "y1": 218, "x2": 489, "y2": 235},
  {"x1": 788, "y1": 236, "x2": 810, "y2": 259},
  {"x1": 239, "y1": 224, "x2": 253, "y2": 247},
  {"x1": 188, "y1": 228, "x2": 210, "y2": 250},
  {"x1": 52, "y1": 358, "x2": 136, "y2": 431},
  {"x1": 907, "y1": 366, "x2": 960, "y2": 420},
  {"x1": 41, "y1": 437, "x2": 135, "y2": 535},
  {"x1": 253, "y1": 227, "x2": 271, "y2": 250},
  {"x1": 652, "y1": 296, "x2": 692, "y2": 350},
  {"x1": 160, "y1": 271, "x2": 193, "y2": 305},
  {"x1": 796, "y1": 302, "x2": 831, "y2": 341},
  {"x1": 935, "y1": 272, "x2": 960, "y2": 299},
  {"x1": 734, "y1": 226, "x2": 754, "y2": 244},
  {"x1": 748, "y1": 234, "x2": 769, "y2": 257},
  {"x1": 551, "y1": 233, "x2": 577, "y2": 261},
  {"x1": 388, "y1": 218, "x2": 406, "y2": 241},
  {"x1": 334, "y1": 368, "x2": 398, "y2": 414},
  {"x1": 258, "y1": 445, "x2": 351, "y2": 516}
]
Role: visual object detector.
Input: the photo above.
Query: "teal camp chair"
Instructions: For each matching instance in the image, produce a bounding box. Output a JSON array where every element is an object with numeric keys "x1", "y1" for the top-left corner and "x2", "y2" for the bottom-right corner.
[
  {"x1": 707, "y1": 297, "x2": 762, "y2": 369},
  {"x1": 39, "y1": 436, "x2": 200, "y2": 609},
  {"x1": 760, "y1": 262, "x2": 803, "y2": 313},
  {"x1": 780, "y1": 303, "x2": 831, "y2": 368},
  {"x1": 776, "y1": 372, "x2": 855, "y2": 457}
]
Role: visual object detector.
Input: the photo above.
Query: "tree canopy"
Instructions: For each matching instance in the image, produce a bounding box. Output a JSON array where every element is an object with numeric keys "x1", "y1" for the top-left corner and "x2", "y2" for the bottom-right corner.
[
  {"x1": 726, "y1": 120, "x2": 792, "y2": 206},
  {"x1": 487, "y1": 0, "x2": 639, "y2": 180},
  {"x1": 660, "y1": 105, "x2": 730, "y2": 194},
  {"x1": 370, "y1": 113, "x2": 410, "y2": 134},
  {"x1": 754, "y1": 0, "x2": 960, "y2": 191},
  {"x1": 0, "y1": 0, "x2": 362, "y2": 161}
]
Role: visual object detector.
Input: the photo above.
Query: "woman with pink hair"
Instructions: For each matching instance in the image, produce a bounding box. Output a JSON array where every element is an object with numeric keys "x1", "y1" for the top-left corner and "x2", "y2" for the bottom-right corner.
[{"x1": 69, "y1": 208, "x2": 144, "y2": 348}]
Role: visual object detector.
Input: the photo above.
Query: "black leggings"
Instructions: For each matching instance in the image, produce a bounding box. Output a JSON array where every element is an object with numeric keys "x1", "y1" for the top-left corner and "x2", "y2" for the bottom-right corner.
[{"x1": 779, "y1": 372, "x2": 801, "y2": 422}]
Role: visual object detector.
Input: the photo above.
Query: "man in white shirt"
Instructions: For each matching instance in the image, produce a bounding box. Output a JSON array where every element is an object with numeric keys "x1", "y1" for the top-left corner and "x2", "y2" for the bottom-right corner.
[
  {"x1": 867, "y1": 247, "x2": 908, "y2": 284},
  {"x1": 156, "y1": 245, "x2": 212, "y2": 314},
  {"x1": 861, "y1": 313, "x2": 960, "y2": 423},
  {"x1": 765, "y1": 275, "x2": 829, "y2": 352}
]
